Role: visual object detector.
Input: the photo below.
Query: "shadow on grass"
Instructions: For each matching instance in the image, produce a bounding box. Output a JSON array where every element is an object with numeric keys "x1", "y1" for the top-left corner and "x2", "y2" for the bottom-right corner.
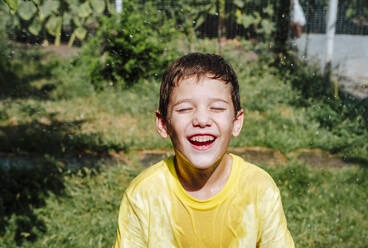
[
  {"x1": 0, "y1": 115, "x2": 125, "y2": 156},
  {"x1": 0, "y1": 115, "x2": 125, "y2": 244},
  {"x1": 0, "y1": 156, "x2": 63, "y2": 244},
  {"x1": 0, "y1": 46, "x2": 59, "y2": 100}
]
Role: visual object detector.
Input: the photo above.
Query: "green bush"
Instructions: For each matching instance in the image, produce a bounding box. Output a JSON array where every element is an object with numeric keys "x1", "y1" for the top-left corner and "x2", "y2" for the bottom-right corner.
[
  {"x1": 280, "y1": 53, "x2": 368, "y2": 160},
  {"x1": 81, "y1": 2, "x2": 180, "y2": 90}
]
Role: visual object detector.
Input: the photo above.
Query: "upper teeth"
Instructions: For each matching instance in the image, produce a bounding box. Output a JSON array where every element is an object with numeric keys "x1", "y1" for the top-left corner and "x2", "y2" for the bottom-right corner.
[{"x1": 190, "y1": 136, "x2": 214, "y2": 142}]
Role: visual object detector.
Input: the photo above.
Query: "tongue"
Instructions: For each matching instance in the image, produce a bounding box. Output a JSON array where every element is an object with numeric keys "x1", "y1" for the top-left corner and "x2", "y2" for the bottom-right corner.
[{"x1": 191, "y1": 140, "x2": 213, "y2": 146}]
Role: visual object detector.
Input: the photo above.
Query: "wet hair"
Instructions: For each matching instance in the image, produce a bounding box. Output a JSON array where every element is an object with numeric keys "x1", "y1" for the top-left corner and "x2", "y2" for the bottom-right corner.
[{"x1": 159, "y1": 53, "x2": 241, "y2": 122}]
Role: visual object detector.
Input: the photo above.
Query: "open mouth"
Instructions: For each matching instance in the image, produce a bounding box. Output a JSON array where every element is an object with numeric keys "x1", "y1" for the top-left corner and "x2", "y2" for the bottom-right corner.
[{"x1": 187, "y1": 134, "x2": 216, "y2": 150}]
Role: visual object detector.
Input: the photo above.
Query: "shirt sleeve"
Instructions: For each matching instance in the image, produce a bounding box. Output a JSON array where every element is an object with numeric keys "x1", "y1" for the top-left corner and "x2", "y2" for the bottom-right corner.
[
  {"x1": 256, "y1": 181, "x2": 295, "y2": 248},
  {"x1": 113, "y1": 193, "x2": 147, "y2": 248}
]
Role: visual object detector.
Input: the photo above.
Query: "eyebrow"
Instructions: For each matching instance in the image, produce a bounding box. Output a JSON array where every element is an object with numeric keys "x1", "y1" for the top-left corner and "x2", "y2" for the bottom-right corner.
[{"x1": 173, "y1": 98, "x2": 230, "y2": 107}]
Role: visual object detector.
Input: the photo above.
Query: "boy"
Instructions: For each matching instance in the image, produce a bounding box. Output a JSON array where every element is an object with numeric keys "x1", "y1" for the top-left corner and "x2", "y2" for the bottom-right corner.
[{"x1": 113, "y1": 53, "x2": 294, "y2": 247}]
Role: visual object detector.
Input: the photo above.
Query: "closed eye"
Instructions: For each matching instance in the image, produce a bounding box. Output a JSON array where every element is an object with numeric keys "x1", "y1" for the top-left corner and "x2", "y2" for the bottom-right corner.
[
  {"x1": 210, "y1": 107, "x2": 226, "y2": 112},
  {"x1": 176, "y1": 108, "x2": 193, "y2": 113}
]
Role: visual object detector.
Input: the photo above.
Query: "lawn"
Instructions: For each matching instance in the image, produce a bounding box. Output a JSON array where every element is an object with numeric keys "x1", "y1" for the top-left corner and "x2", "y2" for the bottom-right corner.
[{"x1": 0, "y1": 38, "x2": 367, "y2": 247}]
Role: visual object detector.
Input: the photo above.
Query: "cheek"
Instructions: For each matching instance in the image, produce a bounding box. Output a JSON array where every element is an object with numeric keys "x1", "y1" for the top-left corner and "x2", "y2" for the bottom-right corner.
[
  {"x1": 216, "y1": 115, "x2": 234, "y2": 132},
  {"x1": 167, "y1": 118, "x2": 187, "y2": 139}
]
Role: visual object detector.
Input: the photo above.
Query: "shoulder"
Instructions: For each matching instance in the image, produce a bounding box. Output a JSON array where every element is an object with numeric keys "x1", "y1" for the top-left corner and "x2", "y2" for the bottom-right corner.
[
  {"x1": 231, "y1": 154, "x2": 278, "y2": 192},
  {"x1": 125, "y1": 157, "x2": 173, "y2": 198}
]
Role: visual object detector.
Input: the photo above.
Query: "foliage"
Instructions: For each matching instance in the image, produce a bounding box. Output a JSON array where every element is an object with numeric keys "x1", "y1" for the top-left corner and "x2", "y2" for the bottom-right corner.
[
  {"x1": 343, "y1": 0, "x2": 368, "y2": 27},
  {"x1": 152, "y1": 0, "x2": 276, "y2": 52},
  {"x1": 81, "y1": 2, "x2": 180, "y2": 90},
  {"x1": 160, "y1": 0, "x2": 219, "y2": 52},
  {"x1": 2, "y1": 0, "x2": 17, "y2": 13},
  {"x1": 1, "y1": 38, "x2": 367, "y2": 160},
  {"x1": 279, "y1": 52, "x2": 368, "y2": 160},
  {"x1": 233, "y1": 0, "x2": 275, "y2": 39},
  {"x1": 2, "y1": 0, "x2": 111, "y2": 46}
]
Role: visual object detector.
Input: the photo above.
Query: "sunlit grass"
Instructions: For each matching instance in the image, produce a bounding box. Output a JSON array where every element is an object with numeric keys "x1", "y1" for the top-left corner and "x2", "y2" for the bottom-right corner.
[
  {"x1": 1, "y1": 39, "x2": 367, "y2": 159},
  {"x1": 1, "y1": 159, "x2": 366, "y2": 248},
  {"x1": 1, "y1": 38, "x2": 367, "y2": 247}
]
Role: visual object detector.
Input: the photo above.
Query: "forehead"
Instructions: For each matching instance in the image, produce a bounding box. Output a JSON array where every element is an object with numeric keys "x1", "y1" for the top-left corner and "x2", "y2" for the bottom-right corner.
[{"x1": 170, "y1": 75, "x2": 232, "y2": 102}]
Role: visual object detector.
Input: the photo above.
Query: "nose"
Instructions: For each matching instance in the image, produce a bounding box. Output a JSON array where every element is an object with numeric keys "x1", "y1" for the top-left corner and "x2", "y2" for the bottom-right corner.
[{"x1": 192, "y1": 107, "x2": 211, "y2": 128}]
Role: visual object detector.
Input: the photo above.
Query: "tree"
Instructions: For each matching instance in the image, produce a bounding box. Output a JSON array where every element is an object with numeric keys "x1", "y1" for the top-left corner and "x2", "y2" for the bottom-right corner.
[{"x1": 274, "y1": 0, "x2": 290, "y2": 56}]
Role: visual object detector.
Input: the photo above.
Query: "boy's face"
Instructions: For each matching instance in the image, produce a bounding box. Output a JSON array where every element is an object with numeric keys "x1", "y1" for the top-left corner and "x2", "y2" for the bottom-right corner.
[{"x1": 156, "y1": 75, "x2": 244, "y2": 169}]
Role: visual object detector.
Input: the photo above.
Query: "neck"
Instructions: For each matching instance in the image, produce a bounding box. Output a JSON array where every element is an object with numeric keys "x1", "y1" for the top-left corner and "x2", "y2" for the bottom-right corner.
[{"x1": 174, "y1": 151, "x2": 233, "y2": 199}]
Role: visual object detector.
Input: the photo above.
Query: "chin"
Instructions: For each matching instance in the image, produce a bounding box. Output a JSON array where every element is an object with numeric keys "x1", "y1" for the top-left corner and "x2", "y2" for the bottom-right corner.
[{"x1": 182, "y1": 151, "x2": 225, "y2": 170}]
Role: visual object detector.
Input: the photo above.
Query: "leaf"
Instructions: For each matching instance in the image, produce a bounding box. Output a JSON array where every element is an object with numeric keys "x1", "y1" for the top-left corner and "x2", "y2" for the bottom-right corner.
[
  {"x1": 29, "y1": 18, "x2": 42, "y2": 35},
  {"x1": 207, "y1": 4, "x2": 217, "y2": 15},
  {"x1": 18, "y1": 1, "x2": 37, "y2": 21},
  {"x1": 73, "y1": 15, "x2": 82, "y2": 26},
  {"x1": 4, "y1": 0, "x2": 18, "y2": 13},
  {"x1": 260, "y1": 19, "x2": 274, "y2": 36},
  {"x1": 346, "y1": 8, "x2": 353, "y2": 18},
  {"x1": 39, "y1": 0, "x2": 60, "y2": 21},
  {"x1": 237, "y1": 14, "x2": 257, "y2": 28},
  {"x1": 263, "y1": 4, "x2": 273, "y2": 16},
  {"x1": 85, "y1": 16, "x2": 95, "y2": 26},
  {"x1": 79, "y1": 2, "x2": 92, "y2": 18},
  {"x1": 91, "y1": 0, "x2": 105, "y2": 14},
  {"x1": 75, "y1": 27, "x2": 87, "y2": 40},
  {"x1": 64, "y1": 0, "x2": 77, "y2": 5},
  {"x1": 32, "y1": 0, "x2": 40, "y2": 6},
  {"x1": 236, "y1": 9, "x2": 242, "y2": 19},
  {"x1": 63, "y1": 12, "x2": 72, "y2": 26},
  {"x1": 45, "y1": 15, "x2": 62, "y2": 36},
  {"x1": 233, "y1": 0, "x2": 244, "y2": 8},
  {"x1": 196, "y1": 15, "x2": 205, "y2": 27},
  {"x1": 106, "y1": 0, "x2": 115, "y2": 14}
]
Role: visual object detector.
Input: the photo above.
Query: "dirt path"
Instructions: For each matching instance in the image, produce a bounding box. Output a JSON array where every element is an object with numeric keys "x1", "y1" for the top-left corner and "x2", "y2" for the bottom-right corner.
[
  {"x1": 134, "y1": 147, "x2": 359, "y2": 168},
  {"x1": 0, "y1": 147, "x2": 361, "y2": 170}
]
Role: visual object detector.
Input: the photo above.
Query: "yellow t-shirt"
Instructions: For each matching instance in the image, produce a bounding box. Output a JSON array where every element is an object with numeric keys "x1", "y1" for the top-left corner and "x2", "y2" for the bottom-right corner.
[{"x1": 113, "y1": 154, "x2": 294, "y2": 248}]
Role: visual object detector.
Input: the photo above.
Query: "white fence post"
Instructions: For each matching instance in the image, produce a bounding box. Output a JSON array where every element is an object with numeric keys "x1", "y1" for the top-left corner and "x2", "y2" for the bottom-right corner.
[
  {"x1": 116, "y1": 0, "x2": 123, "y2": 14},
  {"x1": 325, "y1": 0, "x2": 339, "y2": 98},
  {"x1": 325, "y1": 0, "x2": 338, "y2": 72}
]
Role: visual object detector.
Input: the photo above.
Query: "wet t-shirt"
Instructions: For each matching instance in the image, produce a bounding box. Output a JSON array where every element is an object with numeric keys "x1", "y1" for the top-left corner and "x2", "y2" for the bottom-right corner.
[{"x1": 113, "y1": 154, "x2": 294, "y2": 248}]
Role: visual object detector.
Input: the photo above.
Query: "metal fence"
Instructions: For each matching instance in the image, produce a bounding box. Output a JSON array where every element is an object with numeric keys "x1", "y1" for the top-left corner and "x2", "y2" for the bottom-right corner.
[
  {"x1": 302, "y1": 0, "x2": 368, "y2": 35},
  {"x1": 138, "y1": 0, "x2": 368, "y2": 37}
]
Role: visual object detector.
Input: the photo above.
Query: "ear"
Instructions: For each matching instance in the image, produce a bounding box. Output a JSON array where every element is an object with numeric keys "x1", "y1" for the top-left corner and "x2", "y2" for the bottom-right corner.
[
  {"x1": 155, "y1": 110, "x2": 169, "y2": 139},
  {"x1": 232, "y1": 109, "x2": 244, "y2": 137}
]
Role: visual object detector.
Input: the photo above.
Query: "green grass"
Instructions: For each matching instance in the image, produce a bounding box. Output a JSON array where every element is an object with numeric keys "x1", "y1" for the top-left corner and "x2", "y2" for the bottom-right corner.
[
  {"x1": 1, "y1": 44, "x2": 367, "y2": 160},
  {"x1": 1, "y1": 38, "x2": 368, "y2": 247},
  {"x1": 267, "y1": 162, "x2": 368, "y2": 247},
  {"x1": 0, "y1": 159, "x2": 366, "y2": 247}
]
